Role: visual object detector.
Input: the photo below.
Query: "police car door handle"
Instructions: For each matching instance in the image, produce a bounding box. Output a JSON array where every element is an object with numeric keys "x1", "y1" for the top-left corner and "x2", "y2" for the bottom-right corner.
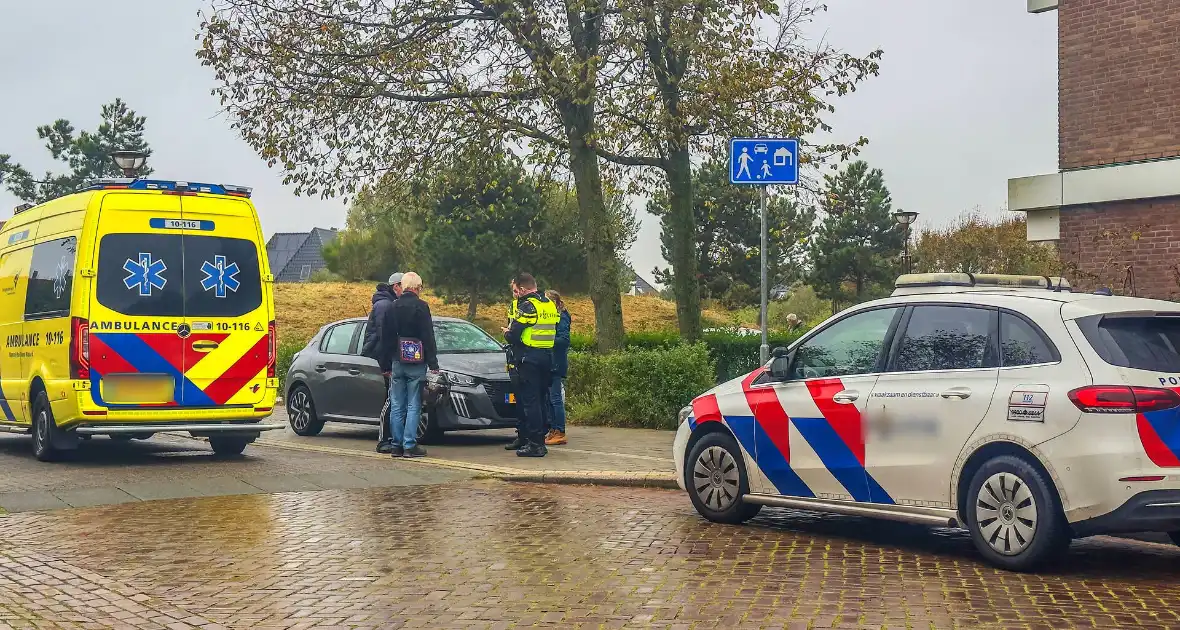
[
  {"x1": 347, "y1": 368, "x2": 361, "y2": 375},
  {"x1": 941, "y1": 387, "x2": 972, "y2": 399},
  {"x1": 315, "y1": 365, "x2": 327, "y2": 373},
  {"x1": 832, "y1": 390, "x2": 859, "y2": 404}
]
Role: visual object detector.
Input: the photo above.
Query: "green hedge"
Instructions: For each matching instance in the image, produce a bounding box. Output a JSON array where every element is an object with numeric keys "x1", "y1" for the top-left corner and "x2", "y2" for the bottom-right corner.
[
  {"x1": 566, "y1": 344, "x2": 716, "y2": 430},
  {"x1": 569, "y1": 329, "x2": 806, "y2": 383},
  {"x1": 277, "y1": 338, "x2": 307, "y2": 394}
]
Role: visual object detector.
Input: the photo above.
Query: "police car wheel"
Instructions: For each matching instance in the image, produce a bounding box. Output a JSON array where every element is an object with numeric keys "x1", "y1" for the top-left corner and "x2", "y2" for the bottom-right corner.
[
  {"x1": 966, "y1": 455, "x2": 1069, "y2": 572},
  {"x1": 686, "y1": 432, "x2": 761, "y2": 525},
  {"x1": 31, "y1": 391, "x2": 60, "y2": 463},
  {"x1": 287, "y1": 385, "x2": 324, "y2": 437}
]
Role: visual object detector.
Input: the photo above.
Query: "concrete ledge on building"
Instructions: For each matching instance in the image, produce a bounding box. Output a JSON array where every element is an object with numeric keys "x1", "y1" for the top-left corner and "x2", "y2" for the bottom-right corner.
[
  {"x1": 1028, "y1": 0, "x2": 1058, "y2": 13},
  {"x1": 1009, "y1": 158, "x2": 1180, "y2": 240}
]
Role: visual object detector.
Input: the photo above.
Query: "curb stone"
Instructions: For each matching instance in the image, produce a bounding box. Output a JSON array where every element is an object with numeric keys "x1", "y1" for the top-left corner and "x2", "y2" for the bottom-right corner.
[{"x1": 247, "y1": 437, "x2": 677, "y2": 489}]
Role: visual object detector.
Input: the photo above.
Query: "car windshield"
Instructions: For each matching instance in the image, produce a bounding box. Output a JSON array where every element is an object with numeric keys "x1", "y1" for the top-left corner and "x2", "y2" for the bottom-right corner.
[{"x1": 435, "y1": 320, "x2": 503, "y2": 353}]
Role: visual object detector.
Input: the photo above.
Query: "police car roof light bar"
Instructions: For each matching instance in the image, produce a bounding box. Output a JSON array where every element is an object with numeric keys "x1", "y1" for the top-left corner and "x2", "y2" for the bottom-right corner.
[
  {"x1": 76, "y1": 178, "x2": 252, "y2": 198},
  {"x1": 894, "y1": 272, "x2": 1072, "y2": 295}
]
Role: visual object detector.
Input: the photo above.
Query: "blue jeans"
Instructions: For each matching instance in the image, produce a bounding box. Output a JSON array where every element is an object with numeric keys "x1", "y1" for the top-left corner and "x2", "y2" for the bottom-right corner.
[
  {"x1": 389, "y1": 362, "x2": 428, "y2": 449},
  {"x1": 548, "y1": 376, "x2": 566, "y2": 433}
]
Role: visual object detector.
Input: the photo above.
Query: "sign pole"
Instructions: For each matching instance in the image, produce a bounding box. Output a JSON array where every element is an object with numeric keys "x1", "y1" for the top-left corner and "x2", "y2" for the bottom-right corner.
[{"x1": 759, "y1": 184, "x2": 769, "y2": 365}]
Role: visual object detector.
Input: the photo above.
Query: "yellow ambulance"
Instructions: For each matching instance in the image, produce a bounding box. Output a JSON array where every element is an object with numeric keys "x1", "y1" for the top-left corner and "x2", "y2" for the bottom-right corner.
[{"x1": 1, "y1": 178, "x2": 283, "y2": 461}]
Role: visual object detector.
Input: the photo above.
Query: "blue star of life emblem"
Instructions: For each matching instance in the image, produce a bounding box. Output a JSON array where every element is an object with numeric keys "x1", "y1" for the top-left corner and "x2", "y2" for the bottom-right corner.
[
  {"x1": 200, "y1": 255, "x2": 241, "y2": 298},
  {"x1": 123, "y1": 253, "x2": 168, "y2": 297}
]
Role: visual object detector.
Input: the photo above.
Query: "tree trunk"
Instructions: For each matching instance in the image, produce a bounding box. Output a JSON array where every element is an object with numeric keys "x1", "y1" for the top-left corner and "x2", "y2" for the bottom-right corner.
[
  {"x1": 665, "y1": 145, "x2": 702, "y2": 342},
  {"x1": 466, "y1": 288, "x2": 478, "y2": 322},
  {"x1": 564, "y1": 110, "x2": 625, "y2": 352}
]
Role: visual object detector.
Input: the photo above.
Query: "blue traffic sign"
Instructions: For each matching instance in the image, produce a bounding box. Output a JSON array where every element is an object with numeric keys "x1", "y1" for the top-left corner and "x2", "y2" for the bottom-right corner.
[{"x1": 729, "y1": 138, "x2": 799, "y2": 185}]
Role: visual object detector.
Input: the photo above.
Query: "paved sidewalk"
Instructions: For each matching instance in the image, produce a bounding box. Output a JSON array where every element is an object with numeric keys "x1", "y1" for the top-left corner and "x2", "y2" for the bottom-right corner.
[{"x1": 259, "y1": 404, "x2": 679, "y2": 487}]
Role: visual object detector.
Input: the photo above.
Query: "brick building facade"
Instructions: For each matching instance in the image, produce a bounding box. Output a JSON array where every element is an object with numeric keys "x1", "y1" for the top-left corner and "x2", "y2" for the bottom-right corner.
[{"x1": 1009, "y1": 0, "x2": 1180, "y2": 300}]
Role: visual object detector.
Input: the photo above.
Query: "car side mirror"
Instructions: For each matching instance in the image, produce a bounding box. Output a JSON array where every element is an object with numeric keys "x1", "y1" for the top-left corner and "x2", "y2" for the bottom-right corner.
[{"x1": 769, "y1": 350, "x2": 793, "y2": 380}]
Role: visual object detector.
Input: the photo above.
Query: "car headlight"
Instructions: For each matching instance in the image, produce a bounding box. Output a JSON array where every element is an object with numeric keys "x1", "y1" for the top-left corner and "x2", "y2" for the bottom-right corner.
[
  {"x1": 441, "y1": 371, "x2": 476, "y2": 387},
  {"x1": 678, "y1": 405, "x2": 693, "y2": 426}
]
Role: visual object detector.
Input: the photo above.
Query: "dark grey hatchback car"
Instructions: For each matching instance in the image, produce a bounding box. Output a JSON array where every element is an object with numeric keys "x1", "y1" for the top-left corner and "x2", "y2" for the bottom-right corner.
[{"x1": 284, "y1": 316, "x2": 517, "y2": 443}]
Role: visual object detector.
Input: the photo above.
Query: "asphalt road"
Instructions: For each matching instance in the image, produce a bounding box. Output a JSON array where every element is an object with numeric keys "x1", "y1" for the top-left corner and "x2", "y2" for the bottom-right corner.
[{"x1": 0, "y1": 431, "x2": 472, "y2": 513}]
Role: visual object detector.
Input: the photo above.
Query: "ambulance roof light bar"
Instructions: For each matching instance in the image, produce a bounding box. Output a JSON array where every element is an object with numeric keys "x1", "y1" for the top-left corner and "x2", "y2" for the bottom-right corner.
[
  {"x1": 893, "y1": 272, "x2": 1072, "y2": 295},
  {"x1": 76, "y1": 179, "x2": 252, "y2": 198}
]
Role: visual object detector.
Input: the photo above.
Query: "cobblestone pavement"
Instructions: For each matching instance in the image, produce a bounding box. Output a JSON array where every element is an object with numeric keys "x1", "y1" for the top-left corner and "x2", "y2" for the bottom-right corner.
[
  {"x1": 0, "y1": 433, "x2": 471, "y2": 512},
  {"x1": 2, "y1": 481, "x2": 1180, "y2": 629}
]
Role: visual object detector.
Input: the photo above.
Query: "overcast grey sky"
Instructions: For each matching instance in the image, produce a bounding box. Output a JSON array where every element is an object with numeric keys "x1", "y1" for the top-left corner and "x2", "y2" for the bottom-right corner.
[{"x1": 0, "y1": 1, "x2": 1057, "y2": 285}]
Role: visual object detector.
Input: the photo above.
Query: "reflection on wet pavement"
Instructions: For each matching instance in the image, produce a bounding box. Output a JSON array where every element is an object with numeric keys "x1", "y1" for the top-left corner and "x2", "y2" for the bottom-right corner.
[{"x1": 2, "y1": 481, "x2": 1179, "y2": 628}]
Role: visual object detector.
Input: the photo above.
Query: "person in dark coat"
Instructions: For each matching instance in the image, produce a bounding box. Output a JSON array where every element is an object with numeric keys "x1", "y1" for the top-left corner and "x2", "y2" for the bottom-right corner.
[
  {"x1": 543, "y1": 290, "x2": 571, "y2": 445},
  {"x1": 380, "y1": 271, "x2": 439, "y2": 458},
  {"x1": 360, "y1": 275, "x2": 400, "y2": 453}
]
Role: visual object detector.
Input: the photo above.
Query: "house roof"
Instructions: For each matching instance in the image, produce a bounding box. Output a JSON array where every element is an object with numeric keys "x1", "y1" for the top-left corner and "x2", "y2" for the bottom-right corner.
[{"x1": 266, "y1": 232, "x2": 310, "y2": 276}]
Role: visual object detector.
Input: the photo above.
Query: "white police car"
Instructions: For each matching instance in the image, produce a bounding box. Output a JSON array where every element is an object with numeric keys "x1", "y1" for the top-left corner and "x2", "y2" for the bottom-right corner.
[{"x1": 674, "y1": 273, "x2": 1180, "y2": 571}]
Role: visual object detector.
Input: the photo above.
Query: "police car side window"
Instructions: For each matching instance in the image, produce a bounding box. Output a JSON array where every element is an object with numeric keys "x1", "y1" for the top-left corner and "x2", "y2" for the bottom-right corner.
[
  {"x1": 1000, "y1": 312, "x2": 1057, "y2": 367},
  {"x1": 894, "y1": 305, "x2": 993, "y2": 372},
  {"x1": 25, "y1": 237, "x2": 77, "y2": 321},
  {"x1": 792, "y1": 307, "x2": 900, "y2": 379}
]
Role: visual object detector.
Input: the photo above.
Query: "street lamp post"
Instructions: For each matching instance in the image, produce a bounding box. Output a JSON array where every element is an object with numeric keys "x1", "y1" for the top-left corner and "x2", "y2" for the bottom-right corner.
[
  {"x1": 893, "y1": 210, "x2": 919, "y2": 274},
  {"x1": 111, "y1": 150, "x2": 148, "y2": 178}
]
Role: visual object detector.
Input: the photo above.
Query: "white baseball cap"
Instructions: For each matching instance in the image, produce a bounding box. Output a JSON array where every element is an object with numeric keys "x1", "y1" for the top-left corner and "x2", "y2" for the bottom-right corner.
[{"x1": 388, "y1": 272, "x2": 404, "y2": 285}]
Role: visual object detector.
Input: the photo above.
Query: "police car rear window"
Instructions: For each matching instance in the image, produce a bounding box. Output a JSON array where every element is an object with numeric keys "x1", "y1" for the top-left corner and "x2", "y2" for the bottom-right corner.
[
  {"x1": 96, "y1": 233, "x2": 262, "y2": 318},
  {"x1": 1078, "y1": 315, "x2": 1180, "y2": 372}
]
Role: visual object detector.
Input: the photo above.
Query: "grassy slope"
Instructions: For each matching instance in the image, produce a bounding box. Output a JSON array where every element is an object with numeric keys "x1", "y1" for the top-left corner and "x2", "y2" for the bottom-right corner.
[{"x1": 274, "y1": 282, "x2": 738, "y2": 343}]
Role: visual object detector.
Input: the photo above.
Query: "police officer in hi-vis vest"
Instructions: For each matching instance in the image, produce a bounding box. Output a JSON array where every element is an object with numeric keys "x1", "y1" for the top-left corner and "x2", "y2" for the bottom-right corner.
[{"x1": 501, "y1": 272, "x2": 560, "y2": 457}]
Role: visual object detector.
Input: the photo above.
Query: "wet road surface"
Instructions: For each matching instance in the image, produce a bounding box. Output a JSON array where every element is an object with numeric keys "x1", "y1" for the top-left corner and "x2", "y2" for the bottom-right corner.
[
  {"x1": 0, "y1": 433, "x2": 471, "y2": 512},
  {"x1": 1, "y1": 480, "x2": 1179, "y2": 629}
]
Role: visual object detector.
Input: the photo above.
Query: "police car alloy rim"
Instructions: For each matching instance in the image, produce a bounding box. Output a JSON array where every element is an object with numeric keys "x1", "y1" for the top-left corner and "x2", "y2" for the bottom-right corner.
[
  {"x1": 289, "y1": 391, "x2": 310, "y2": 431},
  {"x1": 417, "y1": 413, "x2": 429, "y2": 441},
  {"x1": 975, "y1": 472, "x2": 1038, "y2": 556},
  {"x1": 694, "y1": 446, "x2": 741, "y2": 511}
]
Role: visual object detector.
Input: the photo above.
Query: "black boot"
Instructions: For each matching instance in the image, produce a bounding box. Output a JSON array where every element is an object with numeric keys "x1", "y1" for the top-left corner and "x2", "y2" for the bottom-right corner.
[
  {"x1": 516, "y1": 441, "x2": 548, "y2": 458},
  {"x1": 504, "y1": 436, "x2": 527, "y2": 450}
]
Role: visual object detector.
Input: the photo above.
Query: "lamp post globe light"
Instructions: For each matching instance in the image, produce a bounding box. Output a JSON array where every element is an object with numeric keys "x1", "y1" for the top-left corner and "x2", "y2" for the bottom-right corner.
[
  {"x1": 111, "y1": 150, "x2": 148, "y2": 178},
  {"x1": 893, "y1": 210, "x2": 919, "y2": 274}
]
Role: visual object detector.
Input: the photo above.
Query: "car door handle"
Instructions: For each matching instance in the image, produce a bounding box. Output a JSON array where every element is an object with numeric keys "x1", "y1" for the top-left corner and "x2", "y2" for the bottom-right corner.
[
  {"x1": 348, "y1": 368, "x2": 361, "y2": 375},
  {"x1": 315, "y1": 365, "x2": 327, "y2": 373},
  {"x1": 832, "y1": 390, "x2": 859, "y2": 404},
  {"x1": 941, "y1": 387, "x2": 972, "y2": 399}
]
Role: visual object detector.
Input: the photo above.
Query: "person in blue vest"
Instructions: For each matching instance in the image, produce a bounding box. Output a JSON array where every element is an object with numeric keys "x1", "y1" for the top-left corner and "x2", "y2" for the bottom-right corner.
[{"x1": 543, "y1": 289, "x2": 571, "y2": 446}]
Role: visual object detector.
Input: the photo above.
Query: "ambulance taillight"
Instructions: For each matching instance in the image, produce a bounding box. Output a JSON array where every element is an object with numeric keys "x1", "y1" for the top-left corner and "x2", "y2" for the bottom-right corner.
[
  {"x1": 70, "y1": 317, "x2": 90, "y2": 379},
  {"x1": 267, "y1": 320, "x2": 277, "y2": 378}
]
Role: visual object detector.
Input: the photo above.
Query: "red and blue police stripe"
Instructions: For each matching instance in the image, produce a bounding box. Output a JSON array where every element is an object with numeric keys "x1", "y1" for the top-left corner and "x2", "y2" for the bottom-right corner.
[{"x1": 689, "y1": 369, "x2": 893, "y2": 504}]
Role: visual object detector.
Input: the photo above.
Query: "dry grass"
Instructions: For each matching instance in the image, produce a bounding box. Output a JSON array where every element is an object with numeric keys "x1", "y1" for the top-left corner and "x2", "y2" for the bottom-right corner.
[{"x1": 274, "y1": 282, "x2": 733, "y2": 343}]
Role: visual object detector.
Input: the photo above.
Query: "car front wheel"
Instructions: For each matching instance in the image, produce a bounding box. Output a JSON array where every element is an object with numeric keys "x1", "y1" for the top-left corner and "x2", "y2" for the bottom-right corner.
[
  {"x1": 966, "y1": 455, "x2": 1070, "y2": 572},
  {"x1": 685, "y1": 432, "x2": 761, "y2": 525}
]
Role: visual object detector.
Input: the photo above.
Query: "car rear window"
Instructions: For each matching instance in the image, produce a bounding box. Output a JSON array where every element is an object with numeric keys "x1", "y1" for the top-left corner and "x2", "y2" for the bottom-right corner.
[
  {"x1": 1077, "y1": 315, "x2": 1180, "y2": 372},
  {"x1": 96, "y1": 233, "x2": 262, "y2": 318}
]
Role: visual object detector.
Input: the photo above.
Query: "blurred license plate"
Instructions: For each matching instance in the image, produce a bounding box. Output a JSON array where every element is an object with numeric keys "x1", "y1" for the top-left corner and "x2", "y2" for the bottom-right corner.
[
  {"x1": 505, "y1": 393, "x2": 516, "y2": 404},
  {"x1": 102, "y1": 374, "x2": 175, "y2": 404}
]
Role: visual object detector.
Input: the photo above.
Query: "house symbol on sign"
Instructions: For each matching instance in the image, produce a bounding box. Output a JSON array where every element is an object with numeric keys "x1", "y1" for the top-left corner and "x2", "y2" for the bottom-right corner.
[{"x1": 773, "y1": 147, "x2": 793, "y2": 167}]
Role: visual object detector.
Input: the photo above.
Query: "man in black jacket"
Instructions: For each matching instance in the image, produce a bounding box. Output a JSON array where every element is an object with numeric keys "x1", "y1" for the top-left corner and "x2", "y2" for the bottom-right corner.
[
  {"x1": 380, "y1": 271, "x2": 440, "y2": 458},
  {"x1": 361, "y1": 273, "x2": 401, "y2": 453}
]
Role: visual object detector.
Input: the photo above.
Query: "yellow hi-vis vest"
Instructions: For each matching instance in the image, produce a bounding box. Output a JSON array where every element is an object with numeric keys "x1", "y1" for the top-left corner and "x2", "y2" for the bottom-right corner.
[{"x1": 513, "y1": 295, "x2": 560, "y2": 349}]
